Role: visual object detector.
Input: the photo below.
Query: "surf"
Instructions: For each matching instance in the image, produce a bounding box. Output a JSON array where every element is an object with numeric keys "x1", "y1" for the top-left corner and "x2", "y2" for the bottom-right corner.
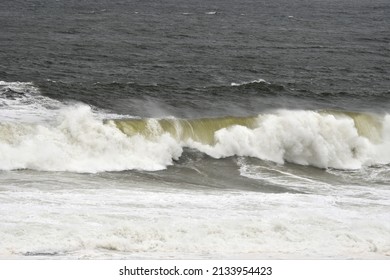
[
  {"x1": 0, "y1": 105, "x2": 389, "y2": 172},
  {"x1": 112, "y1": 109, "x2": 390, "y2": 170}
]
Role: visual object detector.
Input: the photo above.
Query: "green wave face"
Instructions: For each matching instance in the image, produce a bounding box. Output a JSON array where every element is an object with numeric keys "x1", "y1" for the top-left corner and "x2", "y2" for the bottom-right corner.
[
  {"x1": 111, "y1": 110, "x2": 385, "y2": 145},
  {"x1": 111, "y1": 116, "x2": 259, "y2": 145},
  {"x1": 344, "y1": 113, "x2": 383, "y2": 143},
  {"x1": 1, "y1": 107, "x2": 389, "y2": 172},
  {"x1": 320, "y1": 110, "x2": 383, "y2": 143}
]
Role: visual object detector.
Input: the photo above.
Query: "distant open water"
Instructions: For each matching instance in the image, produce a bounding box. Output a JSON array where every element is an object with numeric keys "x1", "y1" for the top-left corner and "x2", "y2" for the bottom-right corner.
[{"x1": 0, "y1": 0, "x2": 389, "y2": 259}]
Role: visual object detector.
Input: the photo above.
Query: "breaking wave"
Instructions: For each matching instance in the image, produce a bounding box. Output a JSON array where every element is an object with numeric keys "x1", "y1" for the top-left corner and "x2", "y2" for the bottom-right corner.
[
  {"x1": 0, "y1": 103, "x2": 389, "y2": 172},
  {"x1": 0, "y1": 106, "x2": 182, "y2": 172}
]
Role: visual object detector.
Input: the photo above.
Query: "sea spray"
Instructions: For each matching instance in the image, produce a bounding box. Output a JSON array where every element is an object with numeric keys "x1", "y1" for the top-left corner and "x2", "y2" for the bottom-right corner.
[
  {"x1": 1, "y1": 106, "x2": 389, "y2": 172},
  {"x1": 187, "y1": 111, "x2": 372, "y2": 169},
  {"x1": 0, "y1": 105, "x2": 182, "y2": 172},
  {"x1": 115, "y1": 110, "x2": 390, "y2": 170}
]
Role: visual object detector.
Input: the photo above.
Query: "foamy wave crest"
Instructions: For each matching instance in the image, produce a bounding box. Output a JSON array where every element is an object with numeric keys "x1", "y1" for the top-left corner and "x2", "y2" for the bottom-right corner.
[
  {"x1": 230, "y1": 79, "x2": 268, "y2": 86},
  {"x1": 191, "y1": 111, "x2": 390, "y2": 169},
  {"x1": 113, "y1": 110, "x2": 390, "y2": 170},
  {"x1": 1, "y1": 107, "x2": 389, "y2": 172},
  {"x1": 0, "y1": 81, "x2": 39, "y2": 94},
  {"x1": 0, "y1": 105, "x2": 182, "y2": 172},
  {"x1": 0, "y1": 81, "x2": 63, "y2": 122}
]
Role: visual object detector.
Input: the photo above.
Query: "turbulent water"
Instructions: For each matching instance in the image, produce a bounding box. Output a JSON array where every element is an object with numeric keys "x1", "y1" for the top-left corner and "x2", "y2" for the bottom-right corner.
[{"x1": 0, "y1": 0, "x2": 389, "y2": 259}]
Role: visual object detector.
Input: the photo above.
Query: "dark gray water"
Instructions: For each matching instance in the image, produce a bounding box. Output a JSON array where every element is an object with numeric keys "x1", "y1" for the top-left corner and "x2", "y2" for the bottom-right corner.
[
  {"x1": 1, "y1": 0, "x2": 389, "y2": 116},
  {"x1": 0, "y1": 0, "x2": 389, "y2": 259}
]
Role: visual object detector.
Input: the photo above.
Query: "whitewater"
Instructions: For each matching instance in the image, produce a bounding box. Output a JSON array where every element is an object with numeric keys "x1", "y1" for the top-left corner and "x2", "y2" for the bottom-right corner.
[
  {"x1": 1, "y1": 0, "x2": 389, "y2": 260},
  {"x1": 1, "y1": 81, "x2": 390, "y2": 259},
  {"x1": 1, "y1": 102, "x2": 389, "y2": 172}
]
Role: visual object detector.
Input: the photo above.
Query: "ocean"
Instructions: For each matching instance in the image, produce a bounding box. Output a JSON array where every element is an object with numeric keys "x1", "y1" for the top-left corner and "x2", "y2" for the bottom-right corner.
[{"x1": 0, "y1": 0, "x2": 389, "y2": 259}]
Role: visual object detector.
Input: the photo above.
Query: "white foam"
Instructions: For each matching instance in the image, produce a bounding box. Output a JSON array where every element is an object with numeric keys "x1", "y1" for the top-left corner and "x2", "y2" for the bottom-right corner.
[
  {"x1": 1, "y1": 104, "x2": 389, "y2": 172},
  {"x1": 187, "y1": 110, "x2": 390, "y2": 169},
  {"x1": 1, "y1": 182, "x2": 388, "y2": 258},
  {"x1": 230, "y1": 79, "x2": 268, "y2": 86},
  {"x1": 0, "y1": 81, "x2": 63, "y2": 122},
  {"x1": 0, "y1": 81, "x2": 38, "y2": 93},
  {"x1": 0, "y1": 105, "x2": 182, "y2": 172},
  {"x1": 237, "y1": 157, "x2": 332, "y2": 193}
]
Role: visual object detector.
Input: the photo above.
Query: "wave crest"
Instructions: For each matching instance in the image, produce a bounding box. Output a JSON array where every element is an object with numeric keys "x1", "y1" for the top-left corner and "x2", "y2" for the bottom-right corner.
[
  {"x1": 0, "y1": 106, "x2": 389, "y2": 172},
  {"x1": 0, "y1": 106, "x2": 182, "y2": 172},
  {"x1": 187, "y1": 111, "x2": 379, "y2": 169}
]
